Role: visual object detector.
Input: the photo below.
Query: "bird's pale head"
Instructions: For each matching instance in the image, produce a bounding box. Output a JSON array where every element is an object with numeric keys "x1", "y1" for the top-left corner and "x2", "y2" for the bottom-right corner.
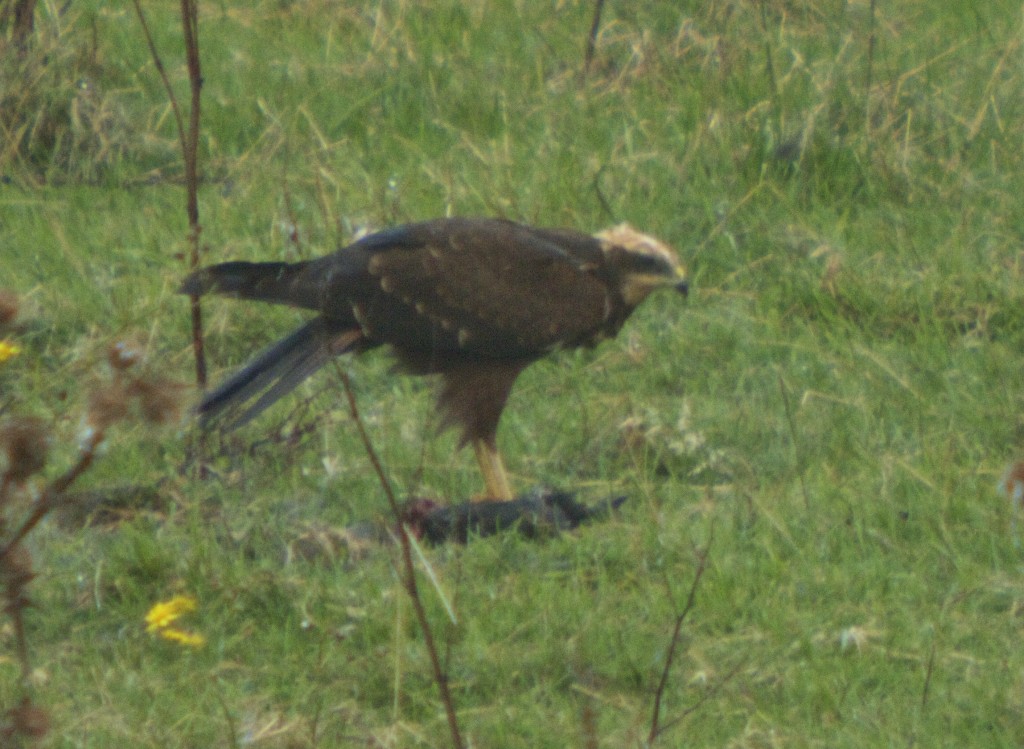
[{"x1": 595, "y1": 224, "x2": 688, "y2": 306}]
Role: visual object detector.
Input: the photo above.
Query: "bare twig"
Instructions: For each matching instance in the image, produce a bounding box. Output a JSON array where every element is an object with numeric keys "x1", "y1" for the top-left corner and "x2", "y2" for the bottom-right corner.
[
  {"x1": 130, "y1": 0, "x2": 207, "y2": 389},
  {"x1": 0, "y1": 427, "x2": 104, "y2": 561},
  {"x1": 0, "y1": 326, "x2": 178, "y2": 743},
  {"x1": 905, "y1": 639, "x2": 938, "y2": 749},
  {"x1": 582, "y1": 0, "x2": 606, "y2": 77},
  {"x1": 130, "y1": 0, "x2": 188, "y2": 163},
  {"x1": 335, "y1": 365, "x2": 465, "y2": 749},
  {"x1": 180, "y1": 0, "x2": 207, "y2": 390},
  {"x1": 0, "y1": 420, "x2": 105, "y2": 730},
  {"x1": 655, "y1": 658, "x2": 744, "y2": 740},
  {"x1": 647, "y1": 529, "x2": 713, "y2": 745}
]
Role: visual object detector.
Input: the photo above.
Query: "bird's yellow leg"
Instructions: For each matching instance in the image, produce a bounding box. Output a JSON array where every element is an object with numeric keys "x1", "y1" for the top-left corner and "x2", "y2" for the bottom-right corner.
[{"x1": 473, "y1": 440, "x2": 513, "y2": 501}]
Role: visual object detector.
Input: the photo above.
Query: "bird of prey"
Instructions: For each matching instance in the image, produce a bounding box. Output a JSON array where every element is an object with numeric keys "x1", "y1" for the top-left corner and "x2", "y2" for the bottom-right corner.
[{"x1": 180, "y1": 217, "x2": 688, "y2": 499}]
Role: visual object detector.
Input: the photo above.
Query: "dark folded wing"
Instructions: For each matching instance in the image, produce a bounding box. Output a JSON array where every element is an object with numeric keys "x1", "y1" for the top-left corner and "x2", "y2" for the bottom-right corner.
[{"x1": 352, "y1": 219, "x2": 613, "y2": 358}]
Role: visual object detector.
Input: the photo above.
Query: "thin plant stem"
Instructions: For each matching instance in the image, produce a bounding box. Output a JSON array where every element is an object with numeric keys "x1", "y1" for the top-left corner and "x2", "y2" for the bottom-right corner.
[
  {"x1": 0, "y1": 427, "x2": 104, "y2": 562},
  {"x1": 582, "y1": 0, "x2": 606, "y2": 77},
  {"x1": 130, "y1": 0, "x2": 207, "y2": 390},
  {"x1": 335, "y1": 365, "x2": 465, "y2": 749},
  {"x1": 648, "y1": 530, "x2": 712, "y2": 745},
  {"x1": 180, "y1": 0, "x2": 207, "y2": 389}
]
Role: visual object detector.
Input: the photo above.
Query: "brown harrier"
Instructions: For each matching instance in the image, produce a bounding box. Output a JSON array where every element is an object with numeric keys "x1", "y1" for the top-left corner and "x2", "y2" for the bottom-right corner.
[{"x1": 180, "y1": 217, "x2": 688, "y2": 499}]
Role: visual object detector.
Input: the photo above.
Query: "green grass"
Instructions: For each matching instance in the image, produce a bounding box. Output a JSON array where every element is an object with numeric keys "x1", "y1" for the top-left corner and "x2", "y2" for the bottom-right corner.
[{"x1": 3, "y1": 0, "x2": 1024, "y2": 745}]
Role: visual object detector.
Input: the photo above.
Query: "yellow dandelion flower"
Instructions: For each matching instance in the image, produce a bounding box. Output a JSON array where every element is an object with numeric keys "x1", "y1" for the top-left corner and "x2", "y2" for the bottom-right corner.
[
  {"x1": 145, "y1": 595, "x2": 205, "y2": 648},
  {"x1": 0, "y1": 340, "x2": 21, "y2": 364},
  {"x1": 144, "y1": 595, "x2": 198, "y2": 634},
  {"x1": 158, "y1": 627, "x2": 206, "y2": 648}
]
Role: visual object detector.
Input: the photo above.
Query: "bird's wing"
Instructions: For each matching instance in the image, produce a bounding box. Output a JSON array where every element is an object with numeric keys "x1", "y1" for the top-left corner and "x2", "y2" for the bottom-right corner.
[{"x1": 354, "y1": 219, "x2": 613, "y2": 356}]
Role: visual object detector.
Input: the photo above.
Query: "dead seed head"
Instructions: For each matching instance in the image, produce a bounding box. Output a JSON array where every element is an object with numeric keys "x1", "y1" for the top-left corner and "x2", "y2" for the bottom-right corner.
[
  {"x1": 0, "y1": 418, "x2": 49, "y2": 484},
  {"x1": 7, "y1": 697, "x2": 50, "y2": 740},
  {"x1": 1, "y1": 544, "x2": 35, "y2": 591},
  {"x1": 0, "y1": 290, "x2": 18, "y2": 327},
  {"x1": 107, "y1": 340, "x2": 140, "y2": 372},
  {"x1": 126, "y1": 376, "x2": 184, "y2": 425},
  {"x1": 87, "y1": 383, "x2": 130, "y2": 430}
]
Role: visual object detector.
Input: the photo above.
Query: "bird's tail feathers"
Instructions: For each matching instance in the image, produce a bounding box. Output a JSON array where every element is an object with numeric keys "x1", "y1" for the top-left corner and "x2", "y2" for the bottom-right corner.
[
  {"x1": 179, "y1": 261, "x2": 317, "y2": 308},
  {"x1": 198, "y1": 319, "x2": 360, "y2": 429}
]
